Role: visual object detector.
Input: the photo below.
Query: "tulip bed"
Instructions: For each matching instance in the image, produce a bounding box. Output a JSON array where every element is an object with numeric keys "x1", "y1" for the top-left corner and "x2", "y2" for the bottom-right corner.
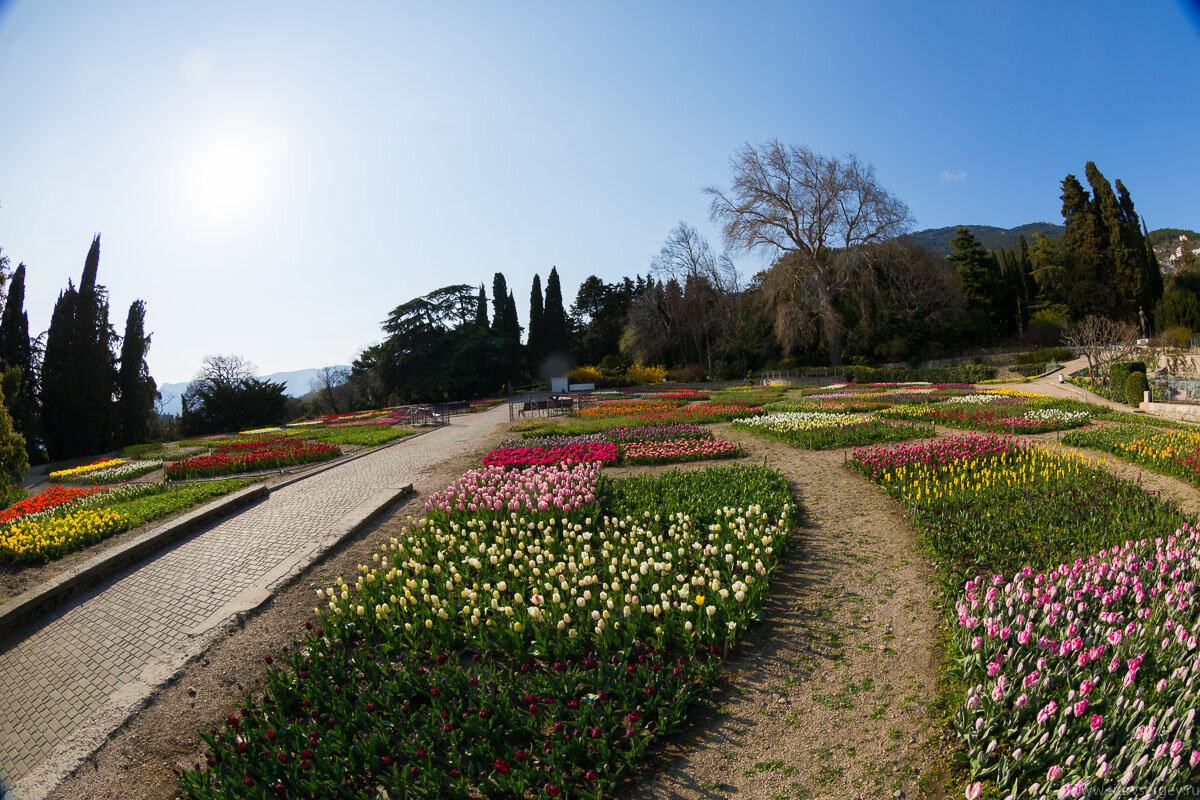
[
  {"x1": 954, "y1": 529, "x2": 1200, "y2": 797},
  {"x1": 1062, "y1": 424, "x2": 1200, "y2": 485},
  {"x1": 484, "y1": 432, "x2": 739, "y2": 468},
  {"x1": 576, "y1": 400, "x2": 681, "y2": 419},
  {"x1": 630, "y1": 402, "x2": 765, "y2": 424},
  {"x1": 482, "y1": 443, "x2": 620, "y2": 468},
  {"x1": 621, "y1": 437, "x2": 739, "y2": 465},
  {"x1": 851, "y1": 434, "x2": 1188, "y2": 590},
  {"x1": 425, "y1": 464, "x2": 602, "y2": 522},
  {"x1": 48, "y1": 458, "x2": 126, "y2": 480},
  {"x1": 178, "y1": 465, "x2": 796, "y2": 799},
  {"x1": 166, "y1": 440, "x2": 342, "y2": 480},
  {"x1": 0, "y1": 479, "x2": 256, "y2": 563},
  {"x1": 879, "y1": 398, "x2": 1094, "y2": 434},
  {"x1": 852, "y1": 434, "x2": 1200, "y2": 796},
  {"x1": 734, "y1": 411, "x2": 934, "y2": 450},
  {"x1": 63, "y1": 460, "x2": 162, "y2": 484}
]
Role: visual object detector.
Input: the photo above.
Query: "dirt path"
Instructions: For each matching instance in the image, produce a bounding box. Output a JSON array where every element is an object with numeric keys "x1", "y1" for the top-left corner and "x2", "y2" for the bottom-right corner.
[{"x1": 638, "y1": 424, "x2": 951, "y2": 800}]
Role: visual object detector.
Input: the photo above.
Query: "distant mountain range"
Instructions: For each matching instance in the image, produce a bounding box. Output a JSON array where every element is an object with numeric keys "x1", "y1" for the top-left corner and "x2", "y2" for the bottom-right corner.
[
  {"x1": 157, "y1": 365, "x2": 351, "y2": 416},
  {"x1": 902, "y1": 223, "x2": 1065, "y2": 256}
]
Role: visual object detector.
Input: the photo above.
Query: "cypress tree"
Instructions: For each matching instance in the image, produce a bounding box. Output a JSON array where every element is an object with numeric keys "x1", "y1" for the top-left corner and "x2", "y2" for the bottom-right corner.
[
  {"x1": 0, "y1": 263, "x2": 36, "y2": 453},
  {"x1": 504, "y1": 290, "x2": 521, "y2": 340},
  {"x1": 40, "y1": 236, "x2": 118, "y2": 459},
  {"x1": 527, "y1": 274, "x2": 544, "y2": 370},
  {"x1": 491, "y1": 273, "x2": 509, "y2": 333},
  {"x1": 0, "y1": 263, "x2": 32, "y2": 385},
  {"x1": 543, "y1": 266, "x2": 568, "y2": 355},
  {"x1": 1087, "y1": 162, "x2": 1142, "y2": 322},
  {"x1": 40, "y1": 283, "x2": 79, "y2": 458},
  {"x1": 1059, "y1": 174, "x2": 1113, "y2": 319},
  {"x1": 116, "y1": 300, "x2": 157, "y2": 446},
  {"x1": 474, "y1": 284, "x2": 489, "y2": 329}
]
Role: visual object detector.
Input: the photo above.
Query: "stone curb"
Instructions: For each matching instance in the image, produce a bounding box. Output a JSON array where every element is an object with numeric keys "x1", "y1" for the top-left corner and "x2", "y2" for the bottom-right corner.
[
  {"x1": 0, "y1": 485, "x2": 269, "y2": 642},
  {"x1": 10, "y1": 483, "x2": 415, "y2": 800}
]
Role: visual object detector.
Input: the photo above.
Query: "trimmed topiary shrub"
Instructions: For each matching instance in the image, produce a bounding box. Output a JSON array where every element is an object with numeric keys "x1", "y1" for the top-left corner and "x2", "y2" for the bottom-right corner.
[
  {"x1": 1109, "y1": 361, "x2": 1146, "y2": 393},
  {"x1": 1125, "y1": 371, "x2": 1149, "y2": 406}
]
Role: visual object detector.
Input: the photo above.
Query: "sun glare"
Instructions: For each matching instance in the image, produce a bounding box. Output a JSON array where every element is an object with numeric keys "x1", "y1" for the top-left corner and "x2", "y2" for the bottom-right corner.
[{"x1": 180, "y1": 127, "x2": 287, "y2": 224}]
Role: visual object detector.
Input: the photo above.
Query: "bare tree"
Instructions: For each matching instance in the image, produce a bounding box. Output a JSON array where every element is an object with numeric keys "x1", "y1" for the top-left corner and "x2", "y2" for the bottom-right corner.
[
  {"x1": 1063, "y1": 315, "x2": 1138, "y2": 383},
  {"x1": 706, "y1": 140, "x2": 913, "y2": 365},
  {"x1": 195, "y1": 354, "x2": 256, "y2": 386},
  {"x1": 309, "y1": 366, "x2": 352, "y2": 415},
  {"x1": 648, "y1": 222, "x2": 742, "y2": 373}
]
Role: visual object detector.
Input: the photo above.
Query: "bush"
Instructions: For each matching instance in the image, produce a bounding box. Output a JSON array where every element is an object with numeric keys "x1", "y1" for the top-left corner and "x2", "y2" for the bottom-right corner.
[
  {"x1": 0, "y1": 383, "x2": 29, "y2": 489},
  {"x1": 626, "y1": 363, "x2": 668, "y2": 385},
  {"x1": 1009, "y1": 363, "x2": 1046, "y2": 377},
  {"x1": 1109, "y1": 361, "x2": 1146, "y2": 392},
  {"x1": 567, "y1": 366, "x2": 603, "y2": 384},
  {"x1": 1125, "y1": 370, "x2": 1149, "y2": 406},
  {"x1": 1161, "y1": 325, "x2": 1192, "y2": 350},
  {"x1": 1012, "y1": 347, "x2": 1072, "y2": 366}
]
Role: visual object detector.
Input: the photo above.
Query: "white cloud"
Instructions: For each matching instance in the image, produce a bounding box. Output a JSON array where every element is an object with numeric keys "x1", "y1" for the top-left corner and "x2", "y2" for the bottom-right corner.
[{"x1": 939, "y1": 169, "x2": 967, "y2": 184}]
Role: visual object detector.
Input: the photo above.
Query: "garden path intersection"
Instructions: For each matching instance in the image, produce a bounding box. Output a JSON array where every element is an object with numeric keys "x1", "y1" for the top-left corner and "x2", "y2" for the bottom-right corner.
[{"x1": 0, "y1": 405, "x2": 509, "y2": 800}]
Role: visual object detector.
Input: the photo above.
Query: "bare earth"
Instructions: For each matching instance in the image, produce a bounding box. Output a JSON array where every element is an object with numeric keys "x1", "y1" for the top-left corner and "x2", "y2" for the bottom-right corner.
[{"x1": 44, "y1": 409, "x2": 1199, "y2": 800}]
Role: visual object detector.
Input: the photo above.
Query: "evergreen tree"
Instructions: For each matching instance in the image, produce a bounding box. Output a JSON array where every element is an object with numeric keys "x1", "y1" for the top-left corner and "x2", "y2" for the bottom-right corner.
[
  {"x1": 116, "y1": 300, "x2": 158, "y2": 446},
  {"x1": 491, "y1": 273, "x2": 510, "y2": 333},
  {"x1": 40, "y1": 236, "x2": 118, "y2": 459},
  {"x1": 1058, "y1": 173, "x2": 1113, "y2": 318},
  {"x1": 40, "y1": 282, "x2": 79, "y2": 458},
  {"x1": 504, "y1": 290, "x2": 521, "y2": 340},
  {"x1": 474, "y1": 284, "x2": 489, "y2": 329},
  {"x1": 527, "y1": 273, "x2": 544, "y2": 372},
  {"x1": 0, "y1": 263, "x2": 37, "y2": 455},
  {"x1": 948, "y1": 228, "x2": 1005, "y2": 338},
  {"x1": 543, "y1": 266, "x2": 568, "y2": 356}
]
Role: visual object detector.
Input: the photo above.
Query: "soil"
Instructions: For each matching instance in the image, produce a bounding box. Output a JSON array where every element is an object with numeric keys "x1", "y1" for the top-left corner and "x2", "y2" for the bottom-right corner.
[{"x1": 42, "y1": 411, "x2": 1200, "y2": 800}]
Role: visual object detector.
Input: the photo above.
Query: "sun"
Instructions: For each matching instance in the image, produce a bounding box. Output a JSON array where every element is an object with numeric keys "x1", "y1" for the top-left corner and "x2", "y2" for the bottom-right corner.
[{"x1": 180, "y1": 127, "x2": 286, "y2": 224}]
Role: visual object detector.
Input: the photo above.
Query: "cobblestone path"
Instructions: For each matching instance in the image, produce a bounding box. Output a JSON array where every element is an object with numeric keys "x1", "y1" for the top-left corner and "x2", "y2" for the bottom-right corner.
[{"x1": 0, "y1": 407, "x2": 507, "y2": 798}]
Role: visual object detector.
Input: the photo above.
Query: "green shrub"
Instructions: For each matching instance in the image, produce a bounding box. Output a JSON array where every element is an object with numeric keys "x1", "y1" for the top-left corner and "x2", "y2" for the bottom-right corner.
[
  {"x1": 1124, "y1": 371, "x2": 1149, "y2": 406},
  {"x1": 1009, "y1": 363, "x2": 1046, "y2": 377},
  {"x1": 1109, "y1": 361, "x2": 1146, "y2": 392},
  {"x1": 0, "y1": 383, "x2": 29, "y2": 488}
]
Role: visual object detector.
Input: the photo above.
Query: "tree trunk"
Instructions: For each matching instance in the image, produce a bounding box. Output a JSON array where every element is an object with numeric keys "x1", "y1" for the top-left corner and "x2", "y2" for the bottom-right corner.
[{"x1": 823, "y1": 314, "x2": 842, "y2": 367}]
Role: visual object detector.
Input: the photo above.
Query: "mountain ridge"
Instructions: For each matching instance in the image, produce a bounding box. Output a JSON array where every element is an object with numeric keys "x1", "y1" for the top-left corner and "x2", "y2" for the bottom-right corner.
[{"x1": 901, "y1": 222, "x2": 1065, "y2": 256}]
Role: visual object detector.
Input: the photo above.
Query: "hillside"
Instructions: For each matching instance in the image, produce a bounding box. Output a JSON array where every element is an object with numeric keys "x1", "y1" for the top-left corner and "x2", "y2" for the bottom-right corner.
[
  {"x1": 902, "y1": 222, "x2": 1064, "y2": 256},
  {"x1": 157, "y1": 365, "x2": 352, "y2": 416}
]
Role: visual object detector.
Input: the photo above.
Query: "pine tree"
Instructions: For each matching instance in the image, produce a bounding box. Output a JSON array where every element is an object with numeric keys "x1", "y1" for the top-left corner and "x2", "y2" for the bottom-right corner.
[
  {"x1": 474, "y1": 284, "x2": 489, "y2": 329},
  {"x1": 543, "y1": 266, "x2": 568, "y2": 355},
  {"x1": 116, "y1": 300, "x2": 157, "y2": 446},
  {"x1": 527, "y1": 274, "x2": 544, "y2": 371},
  {"x1": 948, "y1": 228, "x2": 1005, "y2": 338}
]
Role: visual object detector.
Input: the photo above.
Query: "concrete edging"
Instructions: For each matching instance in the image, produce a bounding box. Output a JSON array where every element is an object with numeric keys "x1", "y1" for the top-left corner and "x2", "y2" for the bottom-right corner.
[{"x1": 0, "y1": 484, "x2": 269, "y2": 640}]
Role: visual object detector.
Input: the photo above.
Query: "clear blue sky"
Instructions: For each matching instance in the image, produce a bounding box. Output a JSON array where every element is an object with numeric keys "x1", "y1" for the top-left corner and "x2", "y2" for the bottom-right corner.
[{"x1": 1, "y1": 0, "x2": 1198, "y2": 385}]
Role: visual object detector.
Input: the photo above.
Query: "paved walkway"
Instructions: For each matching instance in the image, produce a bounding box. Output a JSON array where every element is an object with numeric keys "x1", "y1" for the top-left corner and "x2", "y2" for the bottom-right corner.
[{"x1": 0, "y1": 406, "x2": 507, "y2": 799}]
